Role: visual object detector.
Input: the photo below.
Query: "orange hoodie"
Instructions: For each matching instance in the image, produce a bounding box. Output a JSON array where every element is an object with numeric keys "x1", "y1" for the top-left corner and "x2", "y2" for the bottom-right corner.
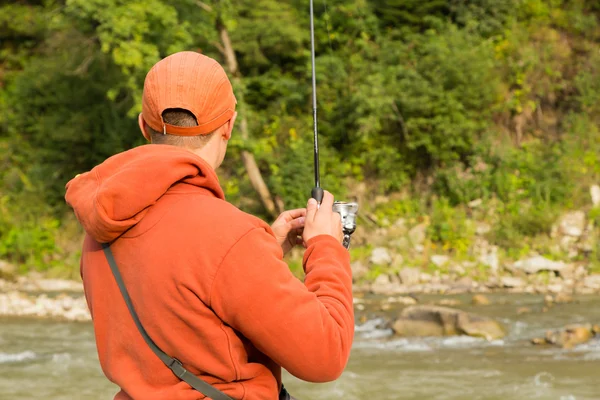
[{"x1": 65, "y1": 144, "x2": 354, "y2": 400}]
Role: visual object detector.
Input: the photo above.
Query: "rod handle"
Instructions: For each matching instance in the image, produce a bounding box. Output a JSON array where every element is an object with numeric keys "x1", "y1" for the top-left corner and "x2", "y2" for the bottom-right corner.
[{"x1": 311, "y1": 187, "x2": 324, "y2": 204}]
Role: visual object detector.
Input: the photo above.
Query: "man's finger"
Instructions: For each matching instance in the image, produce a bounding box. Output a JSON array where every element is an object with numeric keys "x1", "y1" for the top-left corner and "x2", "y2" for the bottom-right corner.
[
  {"x1": 288, "y1": 217, "x2": 305, "y2": 230},
  {"x1": 277, "y1": 208, "x2": 307, "y2": 223},
  {"x1": 306, "y1": 198, "x2": 318, "y2": 221},
  {"x1": 319, "y1": 191, "x2": 334, "y2": 215}
]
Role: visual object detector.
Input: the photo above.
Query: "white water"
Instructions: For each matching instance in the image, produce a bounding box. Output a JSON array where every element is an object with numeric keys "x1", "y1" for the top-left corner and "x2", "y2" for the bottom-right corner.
[{"x1": 1, "y1": 294, "x2": 599, "y2": 399}]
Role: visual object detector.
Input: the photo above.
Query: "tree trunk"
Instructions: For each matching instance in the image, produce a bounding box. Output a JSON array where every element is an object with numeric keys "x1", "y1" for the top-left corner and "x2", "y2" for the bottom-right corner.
[{"x1": 216, "y1": 17, "x2": 279, "y2": 217}]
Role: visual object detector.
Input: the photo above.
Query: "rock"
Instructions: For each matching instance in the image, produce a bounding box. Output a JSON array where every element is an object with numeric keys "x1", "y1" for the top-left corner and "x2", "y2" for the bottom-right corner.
[
  {"x1": 575, "y1": 266, "x2": 589, "y2": 280},
  {"x1": 501, "y1": 276, "x2": 526, "y2": 288},
  {"x1": 431, "y1": 255, "x2": 450, "y2": 267},
  {"x1": 543, "y1": 324, "x2": 594, "y2": 349},
  {"x1": 371, "y1": 274, "x2": 405, "y2": 296},
  {"x1": 557, "y1": 211, "x2": 586, "y2": 237},
  {"x1": 388, "y1": 219, "x2": 408, "y2": 237},
  {"x1": 513, "y1": 256, "x2": 573, "y2": 278},
  {"x1": 450, "y1": 264, "x2": 467, "y2": 276},
  {"x1": 408, "y1": 223, "x2": 427, "y2": 246},
  {"x1": 0, "y1": 291, "x2": 90, "y2": 321},
  {"x1": 476, "y1": 223, "x2": 491, "y2": 236},
  {"x1": 351, "y1": 261, "x2": 369, "y2": 281},
  {"x1": 370, "y1": 247, "x2": 392, "y2": 265},
  {"x1": 34, "y1": 279, "x2": 83, "y2": 292},
  {"x1": 389, "y1": 237, "x2": 410, "y2": 250},
  {"x1": 544, "y1": 292, "x2": 574, "y2": 306},
  {"x1": 386, "y1": 296, "x2": 418, "y2": 306},
  {"x1": 559, "y1": 236, "x2": 578, "y2": 252},
  {"x1": 0, "y1": 260, "x2": 16, "y2": 281},
  {"x1": 371, "y1": 274, "x2": 392, "y2": 294},
  {"x1": 472, "y1": 294, "x2": 491, "y2": 306},
  {"x1": 399, "y1": 267, "x2": 421, "y2": 285},
  {"x1": 517, "y1": 307, "x2": 532, "y2": 315},
  {"x1": 391, "y1": 305, "x2": 505, "y2": 340},
  {"x1": 458, "y1": 313, "x2": 506, "y2": 341},
  {"x1": 591, "y1": 185, "x2": 600, "y2": 207},
  {"x1": 374, "y1": 195, "x2": 389, "y2": 205},
  {"x1": 584, "y1": 275, "x2": 600, "y2": 290},
  {"x1": 437, "y1": 298, "x2": 462, "y2": 306},
  {"x1": 479, "y1": 252, "x2": 499, "y2": 273},
  {"x1": 531, "y1": 337, "x2": 547, "y2": 345},
  {"x1": 468, "y1": 198, "x2": 483, "y2": 208},
  {"x1": 419, "y1": 273, "x2": 433, "y2": 283},
  {"x1": 456, "y1": 276, "x2": 474, "y2": 287},
  {"x1": 547, "y1": 283, "x2": 564, "y2": 294}
]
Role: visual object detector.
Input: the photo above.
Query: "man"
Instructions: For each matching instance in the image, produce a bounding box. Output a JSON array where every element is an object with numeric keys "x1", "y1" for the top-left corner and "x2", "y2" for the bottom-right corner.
[{"x1": 65, "y1": 51, "x2": 354, "y2": 400}]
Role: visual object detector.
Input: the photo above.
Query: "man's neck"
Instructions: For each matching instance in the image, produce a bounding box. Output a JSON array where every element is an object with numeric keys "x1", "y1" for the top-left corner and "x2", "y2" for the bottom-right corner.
[{"x1": 185, "y1": 141, "x2": 221, "y2": 170}]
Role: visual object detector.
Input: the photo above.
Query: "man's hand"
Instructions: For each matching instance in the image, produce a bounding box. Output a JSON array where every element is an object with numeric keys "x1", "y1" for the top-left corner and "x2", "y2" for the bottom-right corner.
[
  {"x1": 302, "y1": 191, "x2": 343, "y2": 244},
  {"x1": 271, "y1": 208, "x2": 307, "y2": 255}
]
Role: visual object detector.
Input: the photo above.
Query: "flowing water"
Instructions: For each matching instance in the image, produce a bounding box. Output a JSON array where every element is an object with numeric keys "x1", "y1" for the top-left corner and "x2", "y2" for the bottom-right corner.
[{"x1": 1, "y1": 293, "x2": 599, "y2": 400}]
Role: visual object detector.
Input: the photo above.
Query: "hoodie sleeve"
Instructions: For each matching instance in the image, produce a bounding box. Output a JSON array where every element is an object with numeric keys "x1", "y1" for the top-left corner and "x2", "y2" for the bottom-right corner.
[{"x1": 209, "y1": 228, "x2": 354, "y2": 382}]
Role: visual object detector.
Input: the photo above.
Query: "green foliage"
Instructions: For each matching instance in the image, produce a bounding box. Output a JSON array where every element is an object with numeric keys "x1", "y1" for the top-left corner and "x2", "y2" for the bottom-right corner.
[
  {"x1": 2, "y1": 0, "x2": 600, "y2": 275},
  {"x1": 428, "y1": 198, "x2": 474, "y2": 254}
]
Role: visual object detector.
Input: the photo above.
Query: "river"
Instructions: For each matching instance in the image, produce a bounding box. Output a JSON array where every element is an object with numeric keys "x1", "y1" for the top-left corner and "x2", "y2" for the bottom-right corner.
[{"x1": 1, "y1": 293, "x2": 599, "y2": 400}]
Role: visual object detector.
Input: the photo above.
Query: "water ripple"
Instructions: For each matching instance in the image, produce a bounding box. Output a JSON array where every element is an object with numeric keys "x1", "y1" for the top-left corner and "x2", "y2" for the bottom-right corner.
[{"x1": 0, "y1": 351, "x2": 37, "y2": 364}]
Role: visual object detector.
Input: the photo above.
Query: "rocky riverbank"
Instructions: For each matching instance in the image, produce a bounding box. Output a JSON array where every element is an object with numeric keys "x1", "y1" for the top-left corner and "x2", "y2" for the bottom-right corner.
[
  {"x1": 0, "y1": 272, "x2": 89, "y2": 321},
  {"x1": 349, "y1": 204, "x2": 600, "y2": 297}
]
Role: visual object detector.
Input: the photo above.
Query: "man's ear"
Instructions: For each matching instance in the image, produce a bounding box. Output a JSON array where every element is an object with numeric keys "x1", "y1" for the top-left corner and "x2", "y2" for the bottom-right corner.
[
  {"x1": 138, "y1": 113, "x2": 151, "y2": 142},
  {"x1": 222, "y1": 112, "x2": 237, "y2": 140}
]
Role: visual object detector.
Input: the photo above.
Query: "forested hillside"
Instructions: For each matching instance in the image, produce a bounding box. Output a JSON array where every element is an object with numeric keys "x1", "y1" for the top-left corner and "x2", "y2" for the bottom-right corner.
[{"x1": 1, "y1": 0, "x2": 600, "y2": 277}]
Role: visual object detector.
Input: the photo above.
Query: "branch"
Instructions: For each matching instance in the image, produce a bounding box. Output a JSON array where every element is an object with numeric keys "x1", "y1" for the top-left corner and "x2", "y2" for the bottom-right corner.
[{"x1": 196, "y1": 1, "x2": 213, "y2": 12}]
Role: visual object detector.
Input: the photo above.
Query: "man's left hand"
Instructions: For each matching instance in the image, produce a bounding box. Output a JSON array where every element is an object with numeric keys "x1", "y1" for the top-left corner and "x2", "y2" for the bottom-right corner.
[{"x1": 271, "y1": 208, "x2": 307, "y2": 256}]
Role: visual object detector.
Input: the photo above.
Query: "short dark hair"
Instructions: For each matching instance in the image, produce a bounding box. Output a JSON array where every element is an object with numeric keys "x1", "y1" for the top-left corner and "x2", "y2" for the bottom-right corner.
[{"x1": 147, "y1": 108, "x2": 215, "y2": 149}]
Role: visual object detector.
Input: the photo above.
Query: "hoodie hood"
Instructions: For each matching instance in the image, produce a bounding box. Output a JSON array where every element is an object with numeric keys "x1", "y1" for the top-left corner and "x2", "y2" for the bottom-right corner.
[{"x1": 65, "y1": 144, "x2": 225, "y2": 243}]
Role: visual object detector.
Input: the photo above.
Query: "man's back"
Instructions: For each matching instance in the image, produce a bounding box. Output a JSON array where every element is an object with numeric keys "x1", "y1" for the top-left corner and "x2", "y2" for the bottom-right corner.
[{"x1": 69, "y1": 144, "x2": 354, "y2": 399}]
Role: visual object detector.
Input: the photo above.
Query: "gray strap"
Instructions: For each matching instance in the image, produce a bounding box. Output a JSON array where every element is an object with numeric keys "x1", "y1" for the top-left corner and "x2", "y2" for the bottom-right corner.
[{"x1": 101, "y1": 243, "x2": 234, "y2": 400}]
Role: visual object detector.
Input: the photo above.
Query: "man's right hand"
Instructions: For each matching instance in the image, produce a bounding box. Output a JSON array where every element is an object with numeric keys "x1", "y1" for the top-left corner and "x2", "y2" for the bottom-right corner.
[{"x1": 302, "y1": 190, "x2": 343, "y2": 244}]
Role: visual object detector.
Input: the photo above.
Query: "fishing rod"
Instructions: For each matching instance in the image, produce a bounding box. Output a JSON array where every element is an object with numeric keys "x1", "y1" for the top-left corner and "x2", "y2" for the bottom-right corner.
[
  {"x1": 309, "y1": 0, "x2": 358, "y2": 249},
  {"x1": 309, "y1": 0, "x2": 323, "y2": 204}
]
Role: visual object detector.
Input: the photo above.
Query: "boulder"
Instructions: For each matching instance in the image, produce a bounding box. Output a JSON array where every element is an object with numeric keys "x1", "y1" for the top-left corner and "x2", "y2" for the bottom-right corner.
[
  {"x1": 584, "y1": 275, "x2": 600, "y2": 290},
  {"x1": 370, "y1": 247, "x2": 392, "y2": 265},
  {"x1": 541, "y1": 324, "x2": 595, "y2": 349},
  {"x1": 458, "y1": 313, "x2": 506, "y2": 341},
  {"x1": 517, "y1": 307, "x2": 532, "y2": 315},
  {"x1": 550, "y1": 292, "x2": 574, "y2": 304},
  {"x1": 351, "y1": 261, "x2": 369, "y2": 281},
  {"x1": 34, "y1": 279, "x2": 83, "y2": 292},
  {"x1": 479, "y1": 252, "x2": 499, "y2": 273},
  {"x1": 370, "y1": 274, "x2": 404, "y2": 296},
  {"x1": 437, "y1": 298, "x2": 462, "y2": 307},
  {"x1": 385, "y1": 296, "x2": 418, "y2": 306},
  {"x1": 513, "y1": 256, "x2": 573, "y2": 278},
  {"x1": 501, "y1": 276, "x2": 526, "y2": 288},
  {"x1": 431, "y1": 255, "x2": 450, "y2": 267},
  {"x1": 391, "y1": 305, "x2": 505, "y2": 340},
  {"x1": 0, "y1": 260, "x2": 16, "y2": 281},
  {"x1": 591, "y1": 185, "x2": 600, "y2": 207},
  {"x1": 476, "y1": 223, "x2": 492, "y2": 236},
  {"x1": 408, "y1": 223, "x2": 427, "y2": 246},
  {"x1": 556, "y1": 211, "x2": 586, "y2": 238},
  {"x1": 547, "y1": 283, "x2": 564, "y2": 294},
  {"x1": 399, "y1": 267, "x2": 421, "y2": 285},
  {"x1": 471, "y1": 294, "x2": 491, "y2": 306}
]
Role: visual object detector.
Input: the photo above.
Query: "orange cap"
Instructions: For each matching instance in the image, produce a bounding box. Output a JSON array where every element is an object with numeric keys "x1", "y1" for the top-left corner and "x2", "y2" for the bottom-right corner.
[{"x1": 141, "y1": 51, "x2": 236, "y2": 136}]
